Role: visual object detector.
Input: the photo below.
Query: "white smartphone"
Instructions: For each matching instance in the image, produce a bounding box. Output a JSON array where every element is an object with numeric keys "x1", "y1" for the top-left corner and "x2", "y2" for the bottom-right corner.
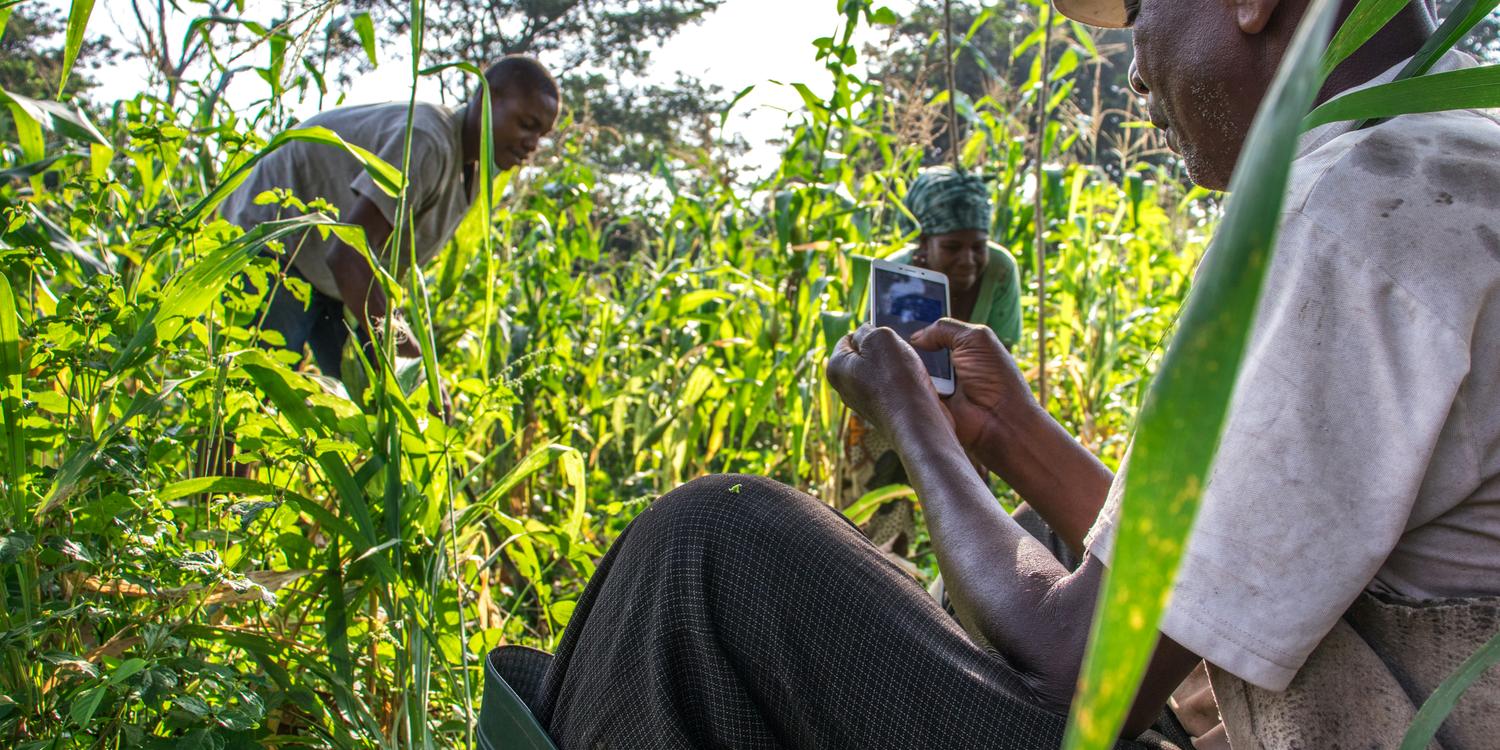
[{"x1": 869, "y1": 258, "x2": 955, "y2": 397}]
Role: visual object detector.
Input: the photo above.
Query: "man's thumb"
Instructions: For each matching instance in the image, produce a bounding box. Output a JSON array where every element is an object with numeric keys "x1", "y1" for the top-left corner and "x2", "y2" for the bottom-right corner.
[{"x1": 910, "y1": 318, "x2": 967, "y2": 351}]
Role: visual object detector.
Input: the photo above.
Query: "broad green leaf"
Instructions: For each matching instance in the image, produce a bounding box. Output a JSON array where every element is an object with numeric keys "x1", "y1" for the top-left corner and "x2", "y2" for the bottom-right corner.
[
  {"x1": 69, "y1": 685, "x2": 106, "y2": 726},
  {"x1": 0, "y1": 6, "x2": 12, "y2": 41},
  {"x1": 1320, "y1": 0, "x2": 1408, "y2": 76},
  {"x1": 58, "y1": 0, "x2": 97, "y2": 96},
  {"x1": 111, "y1": 215, "x2": 337, "y2": 373},
  {"x1": 1, "y1": 89, "x2": 46, "y2": 162},
  {"x1": 1400, "y1": 628, "x2": 1500, "y2": 750},
  {"x1": 1062, "y1": 0, "x2": 1343, "y2": 747},
  {"x1": 353, "y1": 12, "x2": 378, "y2": 66},
  {"x1": 158, "y1": 476, "x2": 363, "y2": 544},
  {"x1": 564, "y1": 447, "x2": 585, "y2": 543},
  {"x1": 1302, "y1": 65, "x2": 1500, "y2": 130},
  {"x1": 0, "y1": 273, "x2": 22, "y2": 513},
  {"x1": 107, "y1": 658, "x2": 149, "y2": 686},
  {"x1": 182, "y1": 126, "x2": 405, "y2": 232},
  {"x1": 870, "y1": 5, "x2": 899, "y2": 25}
]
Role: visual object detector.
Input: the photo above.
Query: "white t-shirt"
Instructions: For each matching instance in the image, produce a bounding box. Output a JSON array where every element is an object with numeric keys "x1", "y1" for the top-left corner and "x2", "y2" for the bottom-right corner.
[
  {"x1": 219, "y1": 102, "x2": 475, "y2": 301},
  {"x1": 1084, "y1": 51, "x2": 1500, "y2": 693}
]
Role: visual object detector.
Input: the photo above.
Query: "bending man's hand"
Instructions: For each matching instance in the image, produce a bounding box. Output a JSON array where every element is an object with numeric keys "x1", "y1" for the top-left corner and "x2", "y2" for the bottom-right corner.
[
  {"x1": 910, "y1": 319, "x2": 1038, "y2": 451},
  {"x1": 826, "y1": 324, "x2": 947, "y2": 439}
]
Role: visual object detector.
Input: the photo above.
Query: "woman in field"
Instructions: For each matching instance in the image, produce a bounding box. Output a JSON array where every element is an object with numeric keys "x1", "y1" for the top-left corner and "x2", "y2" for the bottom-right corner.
[{"x1": 840, "y1": 168, "x2": 1024, "y2": 559}]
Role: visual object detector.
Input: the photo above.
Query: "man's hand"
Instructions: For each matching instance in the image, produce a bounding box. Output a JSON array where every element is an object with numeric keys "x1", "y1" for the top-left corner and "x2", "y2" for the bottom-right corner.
[
  {"x1": 826, "y1": 324, "x2": 947, "y2": 439},
  {"x1": 383, "y1": 315, "x2": 422, "y2": 359},
  {"x1": 910, "y1": 319, "x2": 1038, "y2": 451}
]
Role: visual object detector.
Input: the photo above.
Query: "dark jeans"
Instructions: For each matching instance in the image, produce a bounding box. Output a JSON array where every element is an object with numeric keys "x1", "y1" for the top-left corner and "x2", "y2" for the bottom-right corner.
[
  {"x1": 255, "y1": 268, "x2": 365, "y2": 381},
  {"x1": 524, "y1": 475, "x2": 1188, "y2": 749}
]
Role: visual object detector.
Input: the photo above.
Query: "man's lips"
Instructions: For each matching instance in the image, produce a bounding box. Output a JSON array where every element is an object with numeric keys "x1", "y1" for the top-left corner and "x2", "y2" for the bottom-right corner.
[{"x1": 1148, "y1": 101, "x2": 1179, "y2": 153}]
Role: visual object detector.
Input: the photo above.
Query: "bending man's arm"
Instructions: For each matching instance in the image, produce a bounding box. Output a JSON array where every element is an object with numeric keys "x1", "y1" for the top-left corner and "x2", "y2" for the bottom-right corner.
[{"x1": 325, "y1": 196, "x2": 419, "y2": 358}]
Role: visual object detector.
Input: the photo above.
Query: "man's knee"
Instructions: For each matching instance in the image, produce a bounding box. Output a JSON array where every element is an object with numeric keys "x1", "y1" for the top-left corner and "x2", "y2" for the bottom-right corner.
[{"x1": 630, "y1": 474, "x2": 838, "y2": 552}]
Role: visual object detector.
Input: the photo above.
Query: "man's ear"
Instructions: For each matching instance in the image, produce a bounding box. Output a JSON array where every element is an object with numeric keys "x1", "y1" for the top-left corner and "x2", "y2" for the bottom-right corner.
[{"x1": 1232, "y1": 0, "x2": 1281, "y2": 34}]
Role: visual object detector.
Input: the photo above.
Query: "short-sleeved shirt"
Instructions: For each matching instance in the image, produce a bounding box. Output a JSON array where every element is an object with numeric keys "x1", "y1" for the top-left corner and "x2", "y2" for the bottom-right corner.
[
  {"x1": 219, "y1": 102, "x2": 475, "y2": 301},
  {"x1": 1084, "y1": 50, "x2": 1500, "y2": 693},
  {"x1": 887, "y1": 243, "x2": 1024, "y2": 348}
]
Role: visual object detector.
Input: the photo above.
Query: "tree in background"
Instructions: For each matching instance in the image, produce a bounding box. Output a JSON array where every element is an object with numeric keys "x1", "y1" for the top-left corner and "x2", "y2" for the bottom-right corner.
[
  {"x1": 0, "y1": 5, "x2": 117, "y2": 137},
  {"x1": 344, "y1": 0, "x2": 738, "y2": 175}
]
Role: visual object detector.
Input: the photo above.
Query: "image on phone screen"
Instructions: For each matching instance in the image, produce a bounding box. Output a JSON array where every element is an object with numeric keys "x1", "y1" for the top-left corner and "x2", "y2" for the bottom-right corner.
[{"x1": 872, "y1": 266, "x2": 952, "y2": 381}]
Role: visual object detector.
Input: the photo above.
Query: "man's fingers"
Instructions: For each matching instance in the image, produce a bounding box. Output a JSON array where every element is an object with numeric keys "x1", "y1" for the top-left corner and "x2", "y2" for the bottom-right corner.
[{"x1": 911, "y1": 317, "x2": 982, "y2": 351}]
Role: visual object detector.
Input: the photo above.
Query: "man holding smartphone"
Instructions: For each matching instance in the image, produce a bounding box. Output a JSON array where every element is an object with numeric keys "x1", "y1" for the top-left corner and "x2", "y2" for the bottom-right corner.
[
  {"x1": 498, "y1": 0, "x2": 1500, "y2": 747},
  {"x1": 841, "y1": 169, "x2": 1023, "y2": 558}
]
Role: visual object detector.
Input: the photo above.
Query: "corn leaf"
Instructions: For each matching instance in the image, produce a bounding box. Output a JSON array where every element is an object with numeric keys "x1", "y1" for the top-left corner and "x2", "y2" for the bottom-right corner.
[
  {"x1": 1, "y1": 90, "x2": 46, "y2": 162},
  {"x1": 182, "y1": 126, "x2": 406, "y2": 231},
  {"x1": 1062, "y1": 0, "x2": 1343, "y2": 747},
  {"x1": 1394, "y1": 0, "x2": 1500, "y2": 82},
  {"x1": 353, "y1": 12, "x2": 378, "y2": 66},
  {"x1": 158, "y1": 476, "x2": 363, "y2": 544},
  {"x1": 1302, "y1": 64, "x2": 1500, "y2": 129},
  {"x1": 1320, "y1": 0, "x2": 1408, "y2": 76},
  {"x1": 58, "y1": 0, "x2": 97, "y2": 97},
  {"x1": 1400, "y1": 629, "x2": 1500, "y2": 750},
  {"x1": 0, "y1": 273, "x2": 24, "y2": 511},
  {"x1": 2, "y1": 86, "x2": 113, "y2": 166},
  {"x1": 843, "y1": 484, "x2": 916, "y2": 526}
]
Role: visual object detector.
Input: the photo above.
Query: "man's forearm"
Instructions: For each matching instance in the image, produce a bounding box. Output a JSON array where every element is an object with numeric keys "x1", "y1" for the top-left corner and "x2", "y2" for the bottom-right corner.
[
  {"x1": 971, "y1": 404, "x2": 1114, "y2": 555},
  {"x1": 328, "y1": 243, "x2": 384, "y2": 328},
  {"x1": 891, "y1": 410, "x2": 1092, "y2": 705}
]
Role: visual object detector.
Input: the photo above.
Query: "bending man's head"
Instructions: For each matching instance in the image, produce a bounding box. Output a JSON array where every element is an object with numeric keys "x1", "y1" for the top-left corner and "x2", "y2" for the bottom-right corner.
[
  {"x1": 1053, "y1": 0, "x2": 1433, "y2": 189},
  {"x1": 903, "y1": 169, "x2": 991, "y2": 292},
  {"x1": 467, "y1": 55, "x2": 561, "y2": 171}
]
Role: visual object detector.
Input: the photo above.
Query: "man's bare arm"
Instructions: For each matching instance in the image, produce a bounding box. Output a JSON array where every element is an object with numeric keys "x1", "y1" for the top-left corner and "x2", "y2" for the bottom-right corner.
[
  {"x1": 910, "y1": 320, "x2": 1112, "y2": 555},
  {"x1": 325, "y1": 196, "x2": 419, "y2": 358},
  {"x1": 830, "y1": 323, "x2": 1200, "y2": 737}
]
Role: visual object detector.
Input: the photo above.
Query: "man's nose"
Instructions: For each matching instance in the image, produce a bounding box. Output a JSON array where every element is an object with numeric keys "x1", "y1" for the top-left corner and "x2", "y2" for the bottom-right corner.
[{"x1": 1128, "y1": 58, "x2": 1150, "y2": 96}]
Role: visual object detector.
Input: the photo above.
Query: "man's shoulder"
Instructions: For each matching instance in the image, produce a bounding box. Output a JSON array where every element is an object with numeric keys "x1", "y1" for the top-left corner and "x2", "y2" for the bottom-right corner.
[
  {"x1": 1285, "y1": 108, "x2": 1500, "y2": 303},
  {"x1": 299, "y1": 102, "x2": 458, "y2": 146},
  {"x1": 1292, "y1": 107, "x2": 1500, "y2": 224}
]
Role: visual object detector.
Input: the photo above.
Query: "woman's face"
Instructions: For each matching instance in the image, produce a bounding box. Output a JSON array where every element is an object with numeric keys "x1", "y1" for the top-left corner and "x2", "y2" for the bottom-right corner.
[{"x1": 918, "y1": 229, "x2": 988, "y2": 291}]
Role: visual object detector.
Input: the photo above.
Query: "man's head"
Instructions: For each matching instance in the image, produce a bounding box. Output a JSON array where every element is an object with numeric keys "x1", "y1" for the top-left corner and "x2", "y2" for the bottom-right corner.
[
  {"x1": 1052, "y1": 0, "x2": 1428, "y2": 190},
  {"x1": 903, "y1": 169, "x2": 991, "y2": 292},
  {"x1": 468, "y1": 55, "x2": 561, "y2": 171}
]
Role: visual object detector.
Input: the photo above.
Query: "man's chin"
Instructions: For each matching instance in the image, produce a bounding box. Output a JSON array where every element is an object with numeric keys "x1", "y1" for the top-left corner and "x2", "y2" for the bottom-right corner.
[{"x1": 1182, "y1": 153, "x2": 1231, "y2": 192}]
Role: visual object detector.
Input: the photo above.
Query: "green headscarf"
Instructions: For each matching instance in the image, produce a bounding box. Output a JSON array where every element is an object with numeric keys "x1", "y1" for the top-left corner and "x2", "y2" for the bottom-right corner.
[{"x1": 900, "y1": 168, "x2": 991, "y2": 237}]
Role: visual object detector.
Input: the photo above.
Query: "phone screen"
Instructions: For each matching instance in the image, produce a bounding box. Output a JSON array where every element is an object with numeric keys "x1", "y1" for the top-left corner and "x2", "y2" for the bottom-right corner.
[{"x1": 872, "y1": 266, "x2": 952, "y2": 380}]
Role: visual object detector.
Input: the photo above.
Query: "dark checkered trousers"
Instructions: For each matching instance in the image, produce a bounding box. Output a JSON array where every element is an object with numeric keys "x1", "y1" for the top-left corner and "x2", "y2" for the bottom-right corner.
[{"x1": 514, "y1": 474, "x2": 1190, "y2": 749}]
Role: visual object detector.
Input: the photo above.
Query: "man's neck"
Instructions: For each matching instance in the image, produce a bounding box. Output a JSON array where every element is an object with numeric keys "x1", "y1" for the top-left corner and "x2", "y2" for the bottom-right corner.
[{"x1": 1317, "y1": 4, "x2": 1435, "y2": 105}]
